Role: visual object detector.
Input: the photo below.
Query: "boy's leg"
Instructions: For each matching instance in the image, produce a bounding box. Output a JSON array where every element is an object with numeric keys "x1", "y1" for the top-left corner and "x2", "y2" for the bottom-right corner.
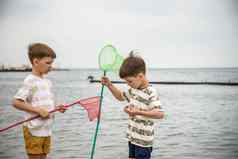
[
  {"x1": 28, "y1": 154, "x2": 40, "y2": 159},
  {"x1": 27, "y1": 154, "x2": 47, "y2": 159},
  {"x1": 128, "y1": 142, "x2": 136, "y2": 159},
  {"x1": 28, "y1": 154, "x2": 45, "y2": 159},
  {"x1": 40, "y1": 155, "x2": 47, "y2": 159}
]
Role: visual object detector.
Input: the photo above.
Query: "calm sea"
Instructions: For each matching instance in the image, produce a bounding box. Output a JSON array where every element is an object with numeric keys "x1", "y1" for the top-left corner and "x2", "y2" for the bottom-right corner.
[{"x1": 0, "y1": 68, "x2": 238, "y2": 159}]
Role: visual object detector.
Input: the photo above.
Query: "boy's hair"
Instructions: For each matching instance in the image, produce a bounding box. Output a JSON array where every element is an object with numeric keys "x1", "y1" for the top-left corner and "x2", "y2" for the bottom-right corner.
[
  {"x1": 119, "y1": 51, "x2": 146, "y2": 78},
  {"x1": 28, "y1": 43, "x2": 56, "y2": 64}
]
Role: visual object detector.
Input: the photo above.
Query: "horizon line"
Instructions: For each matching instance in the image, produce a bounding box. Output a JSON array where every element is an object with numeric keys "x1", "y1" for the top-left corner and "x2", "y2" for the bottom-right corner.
[{"x1": 66, "y1": 66, "x2": 238, "y2": 69}]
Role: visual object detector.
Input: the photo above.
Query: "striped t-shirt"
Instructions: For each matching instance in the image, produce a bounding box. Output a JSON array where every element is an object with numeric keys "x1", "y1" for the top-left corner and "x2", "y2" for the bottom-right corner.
[{"x1": 123, "y1": 86, "x2": 163, "y2": 147}]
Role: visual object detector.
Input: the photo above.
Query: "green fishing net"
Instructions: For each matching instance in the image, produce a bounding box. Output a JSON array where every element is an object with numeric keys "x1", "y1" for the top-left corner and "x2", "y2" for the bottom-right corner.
[{"x1": 98, "y1": 44, "x2": 123, "y2": 72}]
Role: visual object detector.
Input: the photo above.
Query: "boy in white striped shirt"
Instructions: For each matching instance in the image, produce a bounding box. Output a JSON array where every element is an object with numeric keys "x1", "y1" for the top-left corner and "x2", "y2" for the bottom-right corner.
[
  {"x1": 12, "y1": 43, "x2": 66, "y2": 159},
  {"x1": 101, "y1": 52, "x2": 164, "y2": 159}
]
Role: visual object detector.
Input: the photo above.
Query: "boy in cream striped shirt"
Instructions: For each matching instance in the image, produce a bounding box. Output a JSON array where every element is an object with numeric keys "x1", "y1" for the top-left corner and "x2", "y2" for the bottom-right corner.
[
  {"x1": 101, "y1": 52, "x2": 164, "y2": 159},
  {"x1": 12, "y1": 43, "x2": 66, "y2": 159}
]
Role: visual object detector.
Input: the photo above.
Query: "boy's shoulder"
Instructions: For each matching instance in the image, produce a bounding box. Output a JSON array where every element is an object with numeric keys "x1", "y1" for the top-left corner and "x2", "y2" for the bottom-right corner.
[
  {"x1": 128, "y1": 86, "x2": 157, "y2": 98},
  {"x1": 147, "y1": 85, "x2": 157, "y2": 93},
  {"x1": 23, "y1": 74, "x2": 52, "y2": 85},
  {"x1": 139, "y1": 85, "x2": 157, "y2": 95},
  {"x1": 23, "y1": 74, "x2": 37, "y2": 84}
]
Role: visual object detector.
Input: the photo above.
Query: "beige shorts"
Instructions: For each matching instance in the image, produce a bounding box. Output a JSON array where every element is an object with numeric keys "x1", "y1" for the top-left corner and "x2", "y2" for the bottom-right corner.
[{"x1": 23, "y1": 126, "x2": 51, "y2": 155}]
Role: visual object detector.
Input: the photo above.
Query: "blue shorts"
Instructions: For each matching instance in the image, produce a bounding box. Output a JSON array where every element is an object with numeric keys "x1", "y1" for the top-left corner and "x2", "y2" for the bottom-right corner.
[{"x1": 128, "y1": 142, "x2": 153, "y2": 159}]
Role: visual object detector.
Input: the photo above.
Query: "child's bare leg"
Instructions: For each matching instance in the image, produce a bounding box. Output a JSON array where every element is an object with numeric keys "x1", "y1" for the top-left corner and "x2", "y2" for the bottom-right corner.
[
  {"x1": 28, "y1": 154, "x2": 47, "y2": 159},
  {"x1": 28, "y1": 154, "x2": 41, "y2": 159},
  {"x1": 40, "y1": 155, "x2": 47, "y2": 159}
]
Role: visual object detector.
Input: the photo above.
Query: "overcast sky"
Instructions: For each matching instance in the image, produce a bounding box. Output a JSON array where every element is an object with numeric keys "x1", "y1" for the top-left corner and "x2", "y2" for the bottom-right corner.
[{"x1": 0, "y1": 0, "x2": 238, "y2": 68}]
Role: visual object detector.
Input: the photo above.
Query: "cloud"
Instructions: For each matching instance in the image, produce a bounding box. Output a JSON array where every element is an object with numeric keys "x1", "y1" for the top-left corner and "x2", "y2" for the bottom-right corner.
[{"x1": 0, "y1": 0, "x2": 238, "y2": 68}]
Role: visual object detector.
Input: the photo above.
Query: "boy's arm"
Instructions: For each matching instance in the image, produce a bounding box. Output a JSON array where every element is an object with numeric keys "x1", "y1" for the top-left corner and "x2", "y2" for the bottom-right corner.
[
  {"x1": 107, "y1": 83, "x2": 124, "y2": 101},
  {"x1": 101, "y1": 76, "x2": 124, "y2": 101},
  {"x1": 125, "y1": 106, "x2": 164, "y2": 119},
  {"x1": 136, "y1": 108, "x2": 164, "y2": 119},
  {"x1": 12, "y1": 98, "x2": 49, "y2": 118}
]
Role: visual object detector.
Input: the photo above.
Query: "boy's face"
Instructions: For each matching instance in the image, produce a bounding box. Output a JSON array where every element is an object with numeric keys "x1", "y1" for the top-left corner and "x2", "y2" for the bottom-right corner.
[
  {"x1": 123, "y1": 73, "x2": 144, "y2": 89},
  {"x1": 33, "y1": 57, "x2": 54, "y2": 74}
]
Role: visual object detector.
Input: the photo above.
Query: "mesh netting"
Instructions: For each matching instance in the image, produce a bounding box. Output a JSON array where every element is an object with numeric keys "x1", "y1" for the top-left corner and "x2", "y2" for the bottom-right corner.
[{"x1": 98, "y1": 45, "x2": 123, "y2": 72}]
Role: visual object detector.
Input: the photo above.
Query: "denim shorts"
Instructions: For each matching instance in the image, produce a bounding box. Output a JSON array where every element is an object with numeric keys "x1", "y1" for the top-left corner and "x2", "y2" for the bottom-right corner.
[{"x1": 128, "y1": 142, "x2": 153, "y2": 159}]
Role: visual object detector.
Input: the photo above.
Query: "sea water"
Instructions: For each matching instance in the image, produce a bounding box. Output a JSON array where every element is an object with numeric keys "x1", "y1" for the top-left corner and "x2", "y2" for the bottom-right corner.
[{"x1": 0, "y1": 68, "x2": 238, "y2": 159}]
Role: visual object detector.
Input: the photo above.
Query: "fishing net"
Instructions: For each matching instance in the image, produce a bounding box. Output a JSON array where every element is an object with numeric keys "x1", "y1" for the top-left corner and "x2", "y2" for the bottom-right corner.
[
  {"x1": 0, "y1": 97, "x2": 101, "y2": 133},
  {"x1": 98, "y1": 44, "x2": 123, "y2": 72},
  {"x1": 79, "y1": 96, "x2": 100, "y2": 121}
]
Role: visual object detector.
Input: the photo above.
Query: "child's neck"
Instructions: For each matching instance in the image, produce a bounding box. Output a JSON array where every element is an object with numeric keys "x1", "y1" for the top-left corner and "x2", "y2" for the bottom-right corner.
[
  {"x1": 138, "y1": 78, "x2": 149, "y2": 90},
  {"x1": 32, "y1": 68, "x2": 44, "y2": 78}
]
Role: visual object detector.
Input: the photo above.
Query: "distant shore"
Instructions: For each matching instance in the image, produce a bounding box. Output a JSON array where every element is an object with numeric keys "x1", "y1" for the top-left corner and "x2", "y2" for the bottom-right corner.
[{"x1": 0, "y1": 68, "x2": 70, "y2": 72}]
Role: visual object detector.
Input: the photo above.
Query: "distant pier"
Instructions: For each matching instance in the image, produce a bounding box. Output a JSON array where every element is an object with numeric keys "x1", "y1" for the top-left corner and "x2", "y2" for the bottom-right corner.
[{"x1": 88, "y1": 76, "x2": 238, "y2": 86}]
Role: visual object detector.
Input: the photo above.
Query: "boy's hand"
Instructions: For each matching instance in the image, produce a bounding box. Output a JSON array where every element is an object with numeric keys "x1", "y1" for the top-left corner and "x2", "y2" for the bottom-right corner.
[
  {"x1": 101, "y1": 76, "x2": 112, "y2": 87},
  {"x1": 124, "y1": 105, "x2": 140, "y2": 117},
  {"x1": 56, "y1": 105, "x2": 67, "y2": 113},
  {"x1": 124, "y1": 105, "x2": 133, "y2": 116},
  {"x1": 35, "y1": 107, "x2": 49, "y2": 118}
]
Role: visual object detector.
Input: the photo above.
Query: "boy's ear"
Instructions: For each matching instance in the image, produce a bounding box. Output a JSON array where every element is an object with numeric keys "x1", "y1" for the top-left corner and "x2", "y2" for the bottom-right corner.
[
  {"x1": 137, "y1": 73, "x2": 144, "y2": 78},
  {"x1": 32, "y1": 58, "x2": 39, "y2": 66}
]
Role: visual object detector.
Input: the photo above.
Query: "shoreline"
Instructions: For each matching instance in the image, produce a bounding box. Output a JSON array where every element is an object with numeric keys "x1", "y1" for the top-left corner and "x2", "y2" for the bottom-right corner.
[{"x1": 0, "y1": 68, "x2": 70, "y2": 72}]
